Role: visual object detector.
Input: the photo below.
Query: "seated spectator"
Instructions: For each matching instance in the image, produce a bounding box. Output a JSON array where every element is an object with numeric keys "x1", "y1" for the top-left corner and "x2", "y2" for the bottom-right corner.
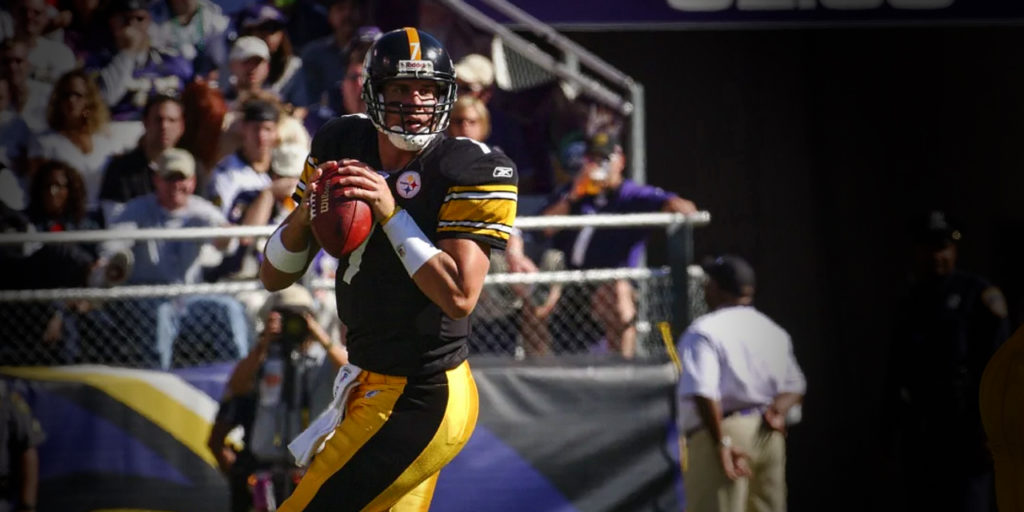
[
  {"x1": 59, "y1": 0, "x2": 105, "y2": 63},
  {"x1": 219, "y1": 90, "x2": 309, "y2": 166},
  {"x1": 541, "y1": 131, "x2": 698, "y2": 358},
  {"x1": 9, "y1": 0, "x2": 76, "y2": 85},
  {"x1": 180, "y1": 78, "x2": 229, "y2": 185},
  {"x1": 448, "y1": 95, "x2": 490, "y2": 143},
  {"x1": 85, "y1": 0, "x2": 193, "y2": 123},
  {"x1": 208, "y1": 99, "x2": 278, "y2": 217},
  {"x1": 21, "y1": 160, "x2": 99, "y2": 287},
  {"x1": 99, "y1": 148, "x2": 230, "y2": 285},
  {"x1": 303, "y1": 31, "x2": 376, "y2": 135},
  {"x1": 223, "y1": 35, "x2": 271, "y2": 104},
  {"x1": 99, "y1": 94, "x2": 185, "y2": 214},
  {"x1": 29, "y1": 69, "x2": 134, "y2": 218},
  {"x1": 233, "y1": 4, "x2": 306, "y2": 110},
  {"x1": 0, "y1": 75, "x2": 34, "y2": 209},
  {"x1": 0, "y1": 38, "x2": 52, "y2": 133},
  {"x1": 150, "y1": 0, "x2": 230, "y2": 78},
  {"x1": 300, "y1": 0, "x2": 361, "y2": 111}
]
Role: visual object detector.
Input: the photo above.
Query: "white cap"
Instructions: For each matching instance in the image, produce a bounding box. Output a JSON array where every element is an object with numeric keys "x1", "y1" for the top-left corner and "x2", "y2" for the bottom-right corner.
[
  {"x1": 230, "y1": 36, "x2": 270, "y2": 62},
  {"x1": 155, "y1": 148, "x2": 196, "y2": 178},
  {"x1": 454, "y1": 54, "x2": 494, "y2": 90},
  {"x1": 261, "y1": 284, "x2": 314, "y2": 319},
  {"x1": 271, "y1": 144, "x2": 306, "y2": 178}
]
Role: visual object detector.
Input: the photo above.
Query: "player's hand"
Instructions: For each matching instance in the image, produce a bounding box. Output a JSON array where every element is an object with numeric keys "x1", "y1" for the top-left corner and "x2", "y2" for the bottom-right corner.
[
  {"x1": 763, "y1": 406, "x2": 787, "y2": 435},
  {"x1": 719, "y1": 445, "x2": 752, "y2": 480},
  {"x1": 334, "y1": 159, "x2": 396, "y2": 223}
]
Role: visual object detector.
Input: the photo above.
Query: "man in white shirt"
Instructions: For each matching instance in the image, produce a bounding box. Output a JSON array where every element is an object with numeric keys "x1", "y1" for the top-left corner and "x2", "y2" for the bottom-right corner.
[
  {"x1": 676, "y1": 255, "x2": 806, "y2": 512},
  {"x1": 8, "y1": 0, "x2": 76, "y2": 85},
  {"x1": 101, "y1": 148, "x2": 229, "y2": 285}
]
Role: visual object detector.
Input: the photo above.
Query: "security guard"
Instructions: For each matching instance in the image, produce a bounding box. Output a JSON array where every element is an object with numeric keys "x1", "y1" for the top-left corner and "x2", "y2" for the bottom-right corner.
[{"x1": 890, "y1": 210, "x2": 1009, "y2": 512}]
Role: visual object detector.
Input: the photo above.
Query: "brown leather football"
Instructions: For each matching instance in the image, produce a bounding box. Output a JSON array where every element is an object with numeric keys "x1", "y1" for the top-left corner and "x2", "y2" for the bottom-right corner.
[{"x1": 309, "y1": 170, "x2": 373, "y2": 258}]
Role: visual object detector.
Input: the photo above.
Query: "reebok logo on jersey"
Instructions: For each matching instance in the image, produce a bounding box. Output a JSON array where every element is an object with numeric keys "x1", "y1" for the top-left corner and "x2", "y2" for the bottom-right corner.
[{"x1": 492, "y1": 166, "x2": 513, "y2": 178}]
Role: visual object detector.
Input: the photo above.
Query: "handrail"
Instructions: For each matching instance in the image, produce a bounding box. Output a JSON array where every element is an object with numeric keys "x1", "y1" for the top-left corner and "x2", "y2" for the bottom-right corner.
[
  {"x1": 0, "y1": 211, "x2": 712, "y2": 245},
  {"x1": 432, "y1": 0, "x2": 633, "y2": 115}
]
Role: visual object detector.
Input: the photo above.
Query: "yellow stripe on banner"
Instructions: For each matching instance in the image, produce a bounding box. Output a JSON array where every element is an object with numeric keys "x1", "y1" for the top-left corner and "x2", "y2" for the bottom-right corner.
[
  {"x1": 404, "y1": 27, "x2": 421, "y2": 59},
  {"x1": 438, "y1": 198, "x2": 516, "y2": 227},
  {"x1": 436, "y1": 225, "x2": 511, "y2": 242},
  {"x1": 447, "y1": 184, "x2": 518, "y2": 194},
  {"x1": 0, "y1": 366, "x2": 218, "y2": 468},
  {"x1": 659, "y1": 321, "x2": 682, "y2": 374}
]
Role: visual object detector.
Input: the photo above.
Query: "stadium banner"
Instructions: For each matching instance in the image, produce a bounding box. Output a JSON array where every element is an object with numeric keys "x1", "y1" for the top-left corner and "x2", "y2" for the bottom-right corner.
[
  {"x1": 1, "y1": 360, "x2": 683, "y2": 512},
  {"x1": 468, "y1": 0, "x2": 1024, "y2": 29}
]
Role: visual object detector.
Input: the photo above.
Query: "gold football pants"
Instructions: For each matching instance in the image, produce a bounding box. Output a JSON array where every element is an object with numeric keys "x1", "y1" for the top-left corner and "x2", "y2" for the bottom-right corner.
[{"x1": 280, "y1": 361, "x2": 479, "y2": 512}]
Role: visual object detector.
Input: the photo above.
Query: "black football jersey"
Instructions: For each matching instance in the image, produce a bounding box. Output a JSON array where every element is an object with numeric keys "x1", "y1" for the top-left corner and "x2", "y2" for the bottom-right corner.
[{"x1": 293, "y1": 115, "x2": 518, "y2": 376}]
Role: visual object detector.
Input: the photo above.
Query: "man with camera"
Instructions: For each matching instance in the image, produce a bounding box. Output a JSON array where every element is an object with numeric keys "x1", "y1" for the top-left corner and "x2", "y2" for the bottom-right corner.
[{"x1": 207, "y1": 285, "x2": 346, "y2": 512}]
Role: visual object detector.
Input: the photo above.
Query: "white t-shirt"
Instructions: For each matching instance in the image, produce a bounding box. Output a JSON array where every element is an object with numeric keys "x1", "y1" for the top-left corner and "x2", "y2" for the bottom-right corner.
[
  {"x1": 676, "y1": 305, "x2": 806, "y2": 434},
  {"x1": 29, "y1": 129, "x2": 136, "y2": 209},
  {"x1": 20, "y1": 79, "x2": 52, "y2": 134}
]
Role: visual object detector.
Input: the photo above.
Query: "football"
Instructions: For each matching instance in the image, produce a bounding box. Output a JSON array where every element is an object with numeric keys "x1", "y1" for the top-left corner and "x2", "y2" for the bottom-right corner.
[{"x1": 309, "y1": 170, "x2": 373, "y2": 258}]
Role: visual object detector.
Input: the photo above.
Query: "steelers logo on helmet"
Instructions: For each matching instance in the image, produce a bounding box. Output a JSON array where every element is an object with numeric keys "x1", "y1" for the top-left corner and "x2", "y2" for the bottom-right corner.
[{"x1": 361, "y1": 27, "x2": 457, "y2": 151}]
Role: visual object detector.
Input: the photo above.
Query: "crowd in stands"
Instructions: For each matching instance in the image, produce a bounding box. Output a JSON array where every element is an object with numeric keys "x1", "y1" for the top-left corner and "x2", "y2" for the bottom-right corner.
[{"x1": 0, "y1": 0, "x2": 698, "y2": 364}]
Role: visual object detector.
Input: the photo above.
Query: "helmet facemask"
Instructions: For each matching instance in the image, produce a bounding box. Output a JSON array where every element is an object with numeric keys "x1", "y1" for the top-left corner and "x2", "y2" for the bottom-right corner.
[{"x1": 363, "y1": 76, "x2": 457, "y2": 151}]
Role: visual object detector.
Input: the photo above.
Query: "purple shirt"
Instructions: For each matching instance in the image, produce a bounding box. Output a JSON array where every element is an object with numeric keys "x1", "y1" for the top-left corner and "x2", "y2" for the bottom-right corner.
[
  {"x1": 550, "y1": 180, "x2": 675, "y2": 269},
  {"x1": 87, "y1": 47, "x2": 194, "y2": 121}
]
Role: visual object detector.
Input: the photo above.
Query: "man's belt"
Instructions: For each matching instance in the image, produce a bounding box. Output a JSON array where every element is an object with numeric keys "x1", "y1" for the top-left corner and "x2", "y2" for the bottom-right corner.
[{"x1": 685, "y1": 406, "x2": 764, "y2": 438}]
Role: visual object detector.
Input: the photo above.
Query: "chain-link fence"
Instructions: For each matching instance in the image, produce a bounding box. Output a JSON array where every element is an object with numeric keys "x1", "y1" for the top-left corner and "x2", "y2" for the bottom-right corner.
[{"x1": 0, "y1": 213, "x2": 709, "y2": 368}]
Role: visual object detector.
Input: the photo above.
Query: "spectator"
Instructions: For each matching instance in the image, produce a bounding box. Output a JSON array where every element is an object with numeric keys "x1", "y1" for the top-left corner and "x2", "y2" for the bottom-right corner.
[
  {"x1": 0, "y1": 75, "x2": 34, "y2": 209},
  {"x1": 448, "y1": 94, "x2": 490, "y2": 142},
  {"x1": 99, "y1": 94, "x2": 185, "y2": 210},
  {"x1": 218, "y1": 88, "x2": 309, "y2": 166},
  {"x1": 22, "y1": 160, "x2": 99, "y2": 288},
  {"x1": 9, "y1": 0, "x2": 76, "y2": 85},
  {"x1": 888, "y1": 210, "x2": 1009, "y2": 512},
  {"x1": 222, "y1": 35, "x2": 270, "y2": 104},
  {"x1": 179, "y1": 77, "x2": 228, "y2": 183},
  {"x1": 208, "y1": 284, "x2": 346, "y2": 512},
  {"x1": 302, "y1": 32, "x2": 375, "y2": 136},
  {"x1": 85, "y1": 0, "x2": 193, "y2": 123},
  {"x1": 0, "y1": 381, "x2": 45, "y2": 512},
  {"x1": 677, "y1": 255, "x2": 806, "y2": 512},
  {"x1": 59, "y1": 0, "x2": 105, "y2": 63},
  {"x1": 300, "y1": 0, "x2": 364, "y2": 112},
  {"x1": 234, "y1": 4, "x2": 307, "y2": 109},
  {"x1": 208, "y1": 98, "x2": 278, "y2": 217},
  {"x1": 0, "y1": 38, "x2": 52, "y2": 134},
  {"x1": 541, "y1": 130, "x2": 697, "y2": 358},
  {"x1": 99, "y1": 148, "x2": 230, "y2": 285},
  {"x1": 30, "y1": 69, "x2": 133, "y2": 216},
  {"x1": 150, "y1": 0, "x2": 230, "y2": 78}
]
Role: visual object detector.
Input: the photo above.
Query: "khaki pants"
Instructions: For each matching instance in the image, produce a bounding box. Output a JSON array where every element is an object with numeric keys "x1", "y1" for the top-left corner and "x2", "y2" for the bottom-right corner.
[{"x1": 682, "y1": 414, "x2": 787, "y2": 512}]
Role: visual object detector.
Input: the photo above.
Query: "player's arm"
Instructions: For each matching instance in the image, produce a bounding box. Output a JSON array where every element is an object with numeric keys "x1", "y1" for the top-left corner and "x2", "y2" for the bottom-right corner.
[{"x1": 258, "y1": 162, "x2": 330, "y2": 291}]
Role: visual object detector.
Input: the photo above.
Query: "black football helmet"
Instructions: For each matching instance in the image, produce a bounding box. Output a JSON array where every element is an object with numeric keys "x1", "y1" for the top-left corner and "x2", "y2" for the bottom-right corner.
[{"x1": 361, "y1": 28, "x2": 457, "y2": 151}]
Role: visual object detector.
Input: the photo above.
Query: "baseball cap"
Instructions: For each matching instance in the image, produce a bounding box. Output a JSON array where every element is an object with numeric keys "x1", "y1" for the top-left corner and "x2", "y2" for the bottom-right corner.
[
  {"x1": 230, "y1": 36, "x2": 270, "y2": 62},
  {"x1": 155, "y1": 148, "x2": 196, "y2": 179},
  {"x1": 454, "y1": 54, "x2": 494, "y2": 91},
  {"x1": 271, "y1": 144, "x2": 306, "y2": 178},
  {"x1": 238, "y1": 4, "x2": 287, "y2": 31},
  {"x1": 911, "y1": 210, "x2": 961, "y2": 247},
  {"x1": 241, "y1": 98, "x2": 280, "y2": 123},
  {"x1": 264, "y1": 284, "x2": 314, "y2": 317},
  {"x1": 702, "y1": 255, "x2": 756, "y2": 296},
  {"x1": 585, "y1": 131, "x2": 619, "y2": 160}
]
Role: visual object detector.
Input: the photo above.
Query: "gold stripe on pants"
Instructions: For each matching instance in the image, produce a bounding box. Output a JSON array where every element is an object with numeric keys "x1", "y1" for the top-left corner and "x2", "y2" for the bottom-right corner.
[{"x1": 281, "y1": 361, "x2": 479, "y2": 512}]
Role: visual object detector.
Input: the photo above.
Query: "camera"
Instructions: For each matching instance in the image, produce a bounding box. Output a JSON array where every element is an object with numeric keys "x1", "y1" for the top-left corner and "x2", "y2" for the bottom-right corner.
[{"x1": 273, "y1": 307, "x2": 310, "y2": 351}]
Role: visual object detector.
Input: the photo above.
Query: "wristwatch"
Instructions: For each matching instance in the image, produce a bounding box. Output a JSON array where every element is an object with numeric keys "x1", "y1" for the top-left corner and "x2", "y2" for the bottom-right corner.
[{"x1": 719, "y1": 435, "x2": 733, "y2": 448}]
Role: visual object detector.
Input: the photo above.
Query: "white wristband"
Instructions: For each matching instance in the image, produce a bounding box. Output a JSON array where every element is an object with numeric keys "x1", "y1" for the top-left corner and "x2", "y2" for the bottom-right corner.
[
  {"x1": 264, "y1": 224, "x2": 310, "y2": 274},
  {"x1": 381, "y1": 208, "x2": 441, "y2": 276}
]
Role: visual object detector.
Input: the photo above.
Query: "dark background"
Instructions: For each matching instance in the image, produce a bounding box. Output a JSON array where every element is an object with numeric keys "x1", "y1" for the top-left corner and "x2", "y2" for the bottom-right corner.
[{"x1": 562, "y1": 25, "x2": 1024, "y2": 510}]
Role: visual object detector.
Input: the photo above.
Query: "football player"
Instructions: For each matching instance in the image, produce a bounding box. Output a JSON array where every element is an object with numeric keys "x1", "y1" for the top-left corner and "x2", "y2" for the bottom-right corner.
[{"x1": 259, "y1": 28, "x2": 518, "y2": 511}]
